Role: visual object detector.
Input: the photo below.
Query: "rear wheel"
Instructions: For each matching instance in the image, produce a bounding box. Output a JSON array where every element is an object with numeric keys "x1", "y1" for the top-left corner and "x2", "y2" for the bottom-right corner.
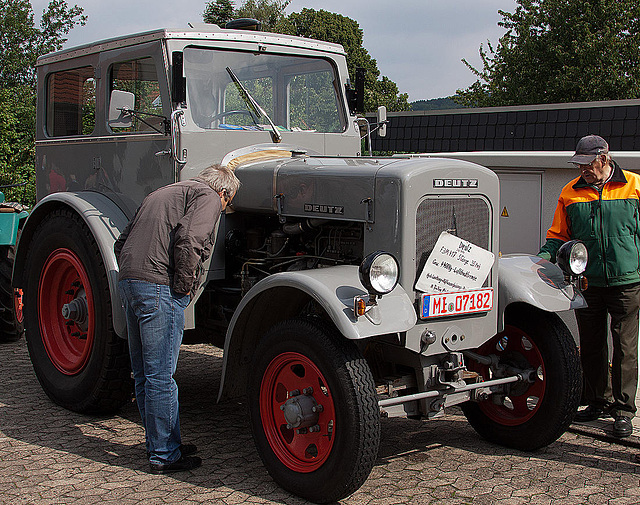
[
  {"x1": 0, "y1": 245, "x2": 24, "y2": 342},
  {"x1": 462, "y1": 304, "x2": 582, "y2": 450},
  {"x1": 23, "y1": 209, "x2": 131, "y2": 413},
  {"x1": 248, "y1": 319, "x2": 380, "y2": 503}
]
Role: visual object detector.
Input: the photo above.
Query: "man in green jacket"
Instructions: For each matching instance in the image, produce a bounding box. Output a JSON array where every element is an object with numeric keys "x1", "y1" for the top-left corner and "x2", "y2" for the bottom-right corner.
[{"x1": 539, "y1": 135, "x2": 640, "y2": 438}]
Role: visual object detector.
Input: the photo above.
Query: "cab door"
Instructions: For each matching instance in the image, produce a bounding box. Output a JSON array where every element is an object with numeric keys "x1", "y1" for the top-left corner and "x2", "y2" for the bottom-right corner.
[{"x1": 98, "y1": 42, "x2": 174, "y2": 213}]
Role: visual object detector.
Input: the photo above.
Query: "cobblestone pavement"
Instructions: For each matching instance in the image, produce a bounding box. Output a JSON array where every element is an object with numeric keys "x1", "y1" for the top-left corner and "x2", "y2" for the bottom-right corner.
[{"x1": 3, "y1": 338, "x2": 640, "y2": 505}]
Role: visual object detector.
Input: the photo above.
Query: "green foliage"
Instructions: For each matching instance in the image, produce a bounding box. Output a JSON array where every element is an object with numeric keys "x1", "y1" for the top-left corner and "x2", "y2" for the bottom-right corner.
[
  {"x1": 455, "y1": 0, "x2": 640, "y2": 107},
  {"x1": 235, "y1": 0, "x2": 290, "y2": 32},
  {"x1": 203, "y1": 0, "x2": 289, "y2": 31},
  {"x1": 202, "y1": 0, "x2": 234, "y2": 27},
  {"x1": 412, "y1": 98, "x2": 466, "y2": 111},
  {"x1": 0, "y1": 86, "x2": 35, "y2": 203},
  {"x1": 202, "y1": 2, "x2": 409, "y2": 113},
  {"x1": 0, "y1": 0, "x2": 85, "y2": 204}
]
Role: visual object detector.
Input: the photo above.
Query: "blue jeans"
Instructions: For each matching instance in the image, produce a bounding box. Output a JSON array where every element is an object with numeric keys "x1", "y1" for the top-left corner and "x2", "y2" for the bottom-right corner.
[{"x1": 118, "y1": 279, "x2": 191, "y2": 465}]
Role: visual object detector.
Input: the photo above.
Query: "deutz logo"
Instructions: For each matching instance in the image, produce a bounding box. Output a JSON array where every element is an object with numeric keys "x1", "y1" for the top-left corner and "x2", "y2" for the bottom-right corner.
[
  {"x1": 304, "y1": 203, "x2": 344, "y2": 215},
  {"x1": 433, "y1": 179, "x2": 478, "y2": 188}
]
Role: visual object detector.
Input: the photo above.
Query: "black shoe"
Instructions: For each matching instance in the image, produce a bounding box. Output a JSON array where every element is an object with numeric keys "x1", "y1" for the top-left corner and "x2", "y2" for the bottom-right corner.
[
  {"x1": 575, "y1": 405, "x2": 605, "y2": 422},
  {"x1": 149, "y1": 455, "x2": 202, "y2": 474},
  {"x1": 147, "y1": 443, "x2": 198, "y2": 459},
  {"x1": 613, "y1": 416, "x2": 633, "y2": 438},
  {"x1": 179, "y1": 443, "x2": 198, "y2": 457}
]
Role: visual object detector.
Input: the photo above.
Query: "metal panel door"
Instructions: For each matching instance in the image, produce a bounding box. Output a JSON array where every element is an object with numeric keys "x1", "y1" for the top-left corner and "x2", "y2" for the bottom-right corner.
[{"x1": 496, "y1": 171, "x2": 543, "y2": 255}]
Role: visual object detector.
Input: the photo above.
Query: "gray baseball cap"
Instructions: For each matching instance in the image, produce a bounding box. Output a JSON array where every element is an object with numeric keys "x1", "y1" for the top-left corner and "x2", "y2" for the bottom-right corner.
[{"x1": 568, "y1": 135, "x2": 609, "y2": 164}]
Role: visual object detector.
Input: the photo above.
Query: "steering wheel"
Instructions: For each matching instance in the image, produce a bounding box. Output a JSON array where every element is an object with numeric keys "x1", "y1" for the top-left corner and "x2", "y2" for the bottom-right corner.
[{"x1": 211, "y1": 109, "x2": 258, "y2": 124}]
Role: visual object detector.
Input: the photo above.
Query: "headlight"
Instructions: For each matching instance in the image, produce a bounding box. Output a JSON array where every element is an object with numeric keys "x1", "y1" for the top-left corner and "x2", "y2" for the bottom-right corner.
[
  {"x1": 556, "y1": 240, "x2": 588, "y2": 275},
  {"x1": 359, "y1": 251, "x2": 399, "y2": 295}
]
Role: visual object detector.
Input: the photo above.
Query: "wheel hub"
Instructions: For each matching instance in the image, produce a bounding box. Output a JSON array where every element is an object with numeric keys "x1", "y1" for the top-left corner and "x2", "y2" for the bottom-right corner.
[
  {"x1": 61, "y1": 290, "x2": 89, "y2": 331},
  {"x1": 281, "y1": 388, "x2": 321, "y2": 429}
]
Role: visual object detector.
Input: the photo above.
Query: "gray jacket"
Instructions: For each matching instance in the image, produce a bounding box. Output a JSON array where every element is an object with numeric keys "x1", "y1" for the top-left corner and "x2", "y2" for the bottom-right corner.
[{"x1": 115, "y1": 179, "x2": 222, "y2": 294}]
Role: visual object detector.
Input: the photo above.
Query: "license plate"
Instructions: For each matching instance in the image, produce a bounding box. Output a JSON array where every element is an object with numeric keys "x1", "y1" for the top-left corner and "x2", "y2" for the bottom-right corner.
[{"x1": 420, "y1": 288, "x2": 493, "y2": 319}]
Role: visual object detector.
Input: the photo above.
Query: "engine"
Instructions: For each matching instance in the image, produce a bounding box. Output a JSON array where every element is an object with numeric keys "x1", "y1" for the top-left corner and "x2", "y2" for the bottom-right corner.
[{"x1": 225, "y1": 214, "x2": 365, "y2": 295}]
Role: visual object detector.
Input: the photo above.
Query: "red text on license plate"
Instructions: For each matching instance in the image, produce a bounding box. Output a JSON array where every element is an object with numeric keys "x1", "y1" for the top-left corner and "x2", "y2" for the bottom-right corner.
[{"x1": 420, "y1": 288, "x2": 493, "y2": 319}]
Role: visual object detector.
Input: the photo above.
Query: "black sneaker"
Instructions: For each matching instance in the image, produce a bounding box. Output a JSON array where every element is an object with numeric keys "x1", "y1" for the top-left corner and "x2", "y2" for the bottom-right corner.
[
  {"x1": 179, "y1": 443, "x2": 198, "y2": 457},
  {"x1": 149, "y1": 455, "x2": 202, "y2": 474},
  {"x1": 147, "y1": 443, "x2": 198, "y2": 459},
  {"x1": 574, "y1": 405, "x2": 605, "y2": 422},
  {"x1": 613, "y1": 416, "x2": 633, "y2": 438}
]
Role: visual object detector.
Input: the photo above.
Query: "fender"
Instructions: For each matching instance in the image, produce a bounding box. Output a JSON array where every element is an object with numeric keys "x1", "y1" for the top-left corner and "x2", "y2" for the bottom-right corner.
[
  {"x1": 13, "y1": 191, "x2": 129, "y2": 338},
  {"x1": 498, "y1": 254, "x2": 586, "y2": 329},
  {"x1": 218, "y1": 265, "x2": 417, "y2": 400}
]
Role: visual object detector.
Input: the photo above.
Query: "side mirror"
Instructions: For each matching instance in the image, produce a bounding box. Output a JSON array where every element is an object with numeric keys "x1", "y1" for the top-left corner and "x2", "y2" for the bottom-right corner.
[
  {"x1": 108, "y1": 90, "x2": 135, "y2": 128},
  {"x1": 347, "y1": 67, "x2": 366, "y2": 114},
  {"x1": 377, "y1": 106, "x2": 387, "y2": 137}
]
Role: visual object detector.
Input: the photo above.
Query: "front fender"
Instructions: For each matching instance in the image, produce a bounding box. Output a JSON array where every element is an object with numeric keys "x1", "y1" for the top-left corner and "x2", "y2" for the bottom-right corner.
[
  {"x1": 218, "y1": 265, "x2": 417, "y2": 400},
  {"x1": 13, "y1": 191, "x2": 129, "y2": 338},
  {"x1": 498, "y1": 254, "x2": 586, "y2": 329}
]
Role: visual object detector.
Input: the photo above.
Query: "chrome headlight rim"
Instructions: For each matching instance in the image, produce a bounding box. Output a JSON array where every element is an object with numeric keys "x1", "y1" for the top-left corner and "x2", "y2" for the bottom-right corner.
[
  {"x1": 557, "y1": 240, "x2": 588, "y2": 276},
  {"x1": 359, "y1": 251, "x2": 400, "y2": 296}
]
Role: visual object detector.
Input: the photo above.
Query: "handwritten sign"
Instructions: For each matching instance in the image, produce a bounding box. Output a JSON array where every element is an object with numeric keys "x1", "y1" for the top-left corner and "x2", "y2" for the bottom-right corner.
[{"x1": 415, "y1": 231, "x2": 495, "y2": 294}]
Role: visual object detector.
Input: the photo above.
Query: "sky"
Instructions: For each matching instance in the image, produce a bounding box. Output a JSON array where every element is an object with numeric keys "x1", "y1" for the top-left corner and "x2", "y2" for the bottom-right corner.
[{"x1": 29, "y1": 0, "x2": 517, "y2": 102}]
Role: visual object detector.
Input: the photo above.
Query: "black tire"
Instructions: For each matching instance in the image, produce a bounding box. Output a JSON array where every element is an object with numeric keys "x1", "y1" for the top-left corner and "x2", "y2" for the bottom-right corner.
[
  {"x1": 462, "y1": 304, "x2": 582, "y2": 451},
  {"x1": 0, "y1": 245, "x2": 24, "y2": 342},
  {"x1": 23, "y1": 209, "x2": 131, "y2": 413},
  {"x1": 248, "y1": 319, "x2": 380, "y2": 503}
]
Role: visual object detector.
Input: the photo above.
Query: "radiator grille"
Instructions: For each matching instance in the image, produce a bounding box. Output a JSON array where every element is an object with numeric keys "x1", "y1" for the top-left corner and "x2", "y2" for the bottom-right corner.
[{"x1": 415, "y1": 197, "x2": 491, "y2": 277}]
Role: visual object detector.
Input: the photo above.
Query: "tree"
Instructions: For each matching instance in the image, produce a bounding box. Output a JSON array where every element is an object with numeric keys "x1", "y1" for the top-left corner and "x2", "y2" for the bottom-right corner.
[
  {"x1": 0, "y1": 0, "x2": 85, "y2": 203},
  {"x1": 202, "y1": 0, "x2": 234, "y2": 27},
  {"x1": 455, "y1": 0, "x2": 640, "y2": 107},
  {"x1": 203, "y1": 0, "x2": 289, "y2": 31},
  {"x1": 235, "y1": 0, "x2": 289, "y2": 32},
  {"x1": 202, "y1": 2, "x2": 409, "y2": 112}
]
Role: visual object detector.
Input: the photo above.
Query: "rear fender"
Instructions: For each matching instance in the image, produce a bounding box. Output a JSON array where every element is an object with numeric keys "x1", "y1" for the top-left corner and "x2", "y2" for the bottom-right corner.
[
  {"x1": 13, "y1": 192, "x2": 129, "y2": 338},
  {"x1": 498, "y1": 254, "x2": 586, "y2": 330},
  {"x1": 218, "y1": 265, "x2": 417, "y2": 400}
]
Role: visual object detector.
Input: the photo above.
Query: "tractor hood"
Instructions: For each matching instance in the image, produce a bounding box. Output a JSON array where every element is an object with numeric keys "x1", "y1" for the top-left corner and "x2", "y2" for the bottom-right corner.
[{"x1": 229, "y1": 150, "x2": 397, "y2": 222}]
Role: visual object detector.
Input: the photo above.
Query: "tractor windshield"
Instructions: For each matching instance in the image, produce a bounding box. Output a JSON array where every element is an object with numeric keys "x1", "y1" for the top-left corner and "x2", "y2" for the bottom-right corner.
[{"x1": 183, "y1": 47, "x2": 346, "y2": 133}]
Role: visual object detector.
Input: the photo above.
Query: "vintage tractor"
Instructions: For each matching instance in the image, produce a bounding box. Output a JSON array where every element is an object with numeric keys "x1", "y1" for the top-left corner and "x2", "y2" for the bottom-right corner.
[{"x1": 13, "y1": 22, "x2": 586, "y2": 503}]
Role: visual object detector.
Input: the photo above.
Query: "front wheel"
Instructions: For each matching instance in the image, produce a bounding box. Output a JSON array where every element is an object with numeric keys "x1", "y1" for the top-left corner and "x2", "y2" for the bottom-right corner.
[
  {"x1": 23, "y1": 209, "x2": 131, "y2": 413},
  {"x1": 462, "y1": 304, "x2": 582, "y2": 451},
  {"x1": 248, "y1": 319, "x2": 380, "y2": 503}
]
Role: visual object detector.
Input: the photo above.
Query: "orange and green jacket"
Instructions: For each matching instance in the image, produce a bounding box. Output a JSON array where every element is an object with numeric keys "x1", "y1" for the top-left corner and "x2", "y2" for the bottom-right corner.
[{"x1": 539, "y1": 161, "x2": 640, "y2": 287}]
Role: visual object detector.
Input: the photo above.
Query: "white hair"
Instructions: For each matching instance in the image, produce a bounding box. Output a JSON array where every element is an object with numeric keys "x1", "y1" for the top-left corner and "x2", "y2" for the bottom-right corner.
[{"x1": 195, "y1": 164, "x2": 241, "y2": 197}]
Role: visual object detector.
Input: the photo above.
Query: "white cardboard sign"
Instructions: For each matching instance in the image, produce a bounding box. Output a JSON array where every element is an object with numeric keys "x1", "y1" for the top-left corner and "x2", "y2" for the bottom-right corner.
[{"x1": 415, "y1": 231, "x2": 495, "y2": 294}]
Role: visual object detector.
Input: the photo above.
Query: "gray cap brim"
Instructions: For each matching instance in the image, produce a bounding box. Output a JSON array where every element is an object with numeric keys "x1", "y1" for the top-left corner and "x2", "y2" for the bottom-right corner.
[{"x1": 568, "y1": 153, "x2": 597, "y2": 164}]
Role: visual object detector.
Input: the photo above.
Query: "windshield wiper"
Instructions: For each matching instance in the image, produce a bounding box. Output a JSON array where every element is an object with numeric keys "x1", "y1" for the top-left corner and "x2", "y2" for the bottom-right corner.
[{"x1": 226, "y1": 66, "x2": 282, "y2": 143}]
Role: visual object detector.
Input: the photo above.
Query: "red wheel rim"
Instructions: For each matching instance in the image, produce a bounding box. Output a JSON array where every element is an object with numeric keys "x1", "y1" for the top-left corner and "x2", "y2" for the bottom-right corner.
[
  {"x1": 38, "y1": 249, "x2": 95, "y2": 375},
  {"x1": 259, "y1": 352, "x2": 337, "y2": 472},
  {"x1": 14, "y1": 288, "x2": 23, "y2": 324},
  {"x1": 471, "y1": 325, "x2": 546, "y2": 426}
]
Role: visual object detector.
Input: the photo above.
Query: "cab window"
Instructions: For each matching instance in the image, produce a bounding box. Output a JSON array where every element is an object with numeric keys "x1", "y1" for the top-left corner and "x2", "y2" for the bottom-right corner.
[
  {"x1": 109, "y1": 58, "x2": 163, "y2": 133},
  {"x1": 46, "y1": 66, "x2": 96, "y2": 137}
]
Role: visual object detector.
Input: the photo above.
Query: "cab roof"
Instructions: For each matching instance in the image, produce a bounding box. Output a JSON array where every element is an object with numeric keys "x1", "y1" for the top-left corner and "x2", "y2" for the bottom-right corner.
[{"x1": 36, "y1": 24, "x2": 346, "y2": 66}]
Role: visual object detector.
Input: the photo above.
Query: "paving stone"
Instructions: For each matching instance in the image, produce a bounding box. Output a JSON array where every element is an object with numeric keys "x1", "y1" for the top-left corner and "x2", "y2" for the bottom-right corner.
[{"x1": 3, "y1": 338, "x2": 640, "y2": 504}]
